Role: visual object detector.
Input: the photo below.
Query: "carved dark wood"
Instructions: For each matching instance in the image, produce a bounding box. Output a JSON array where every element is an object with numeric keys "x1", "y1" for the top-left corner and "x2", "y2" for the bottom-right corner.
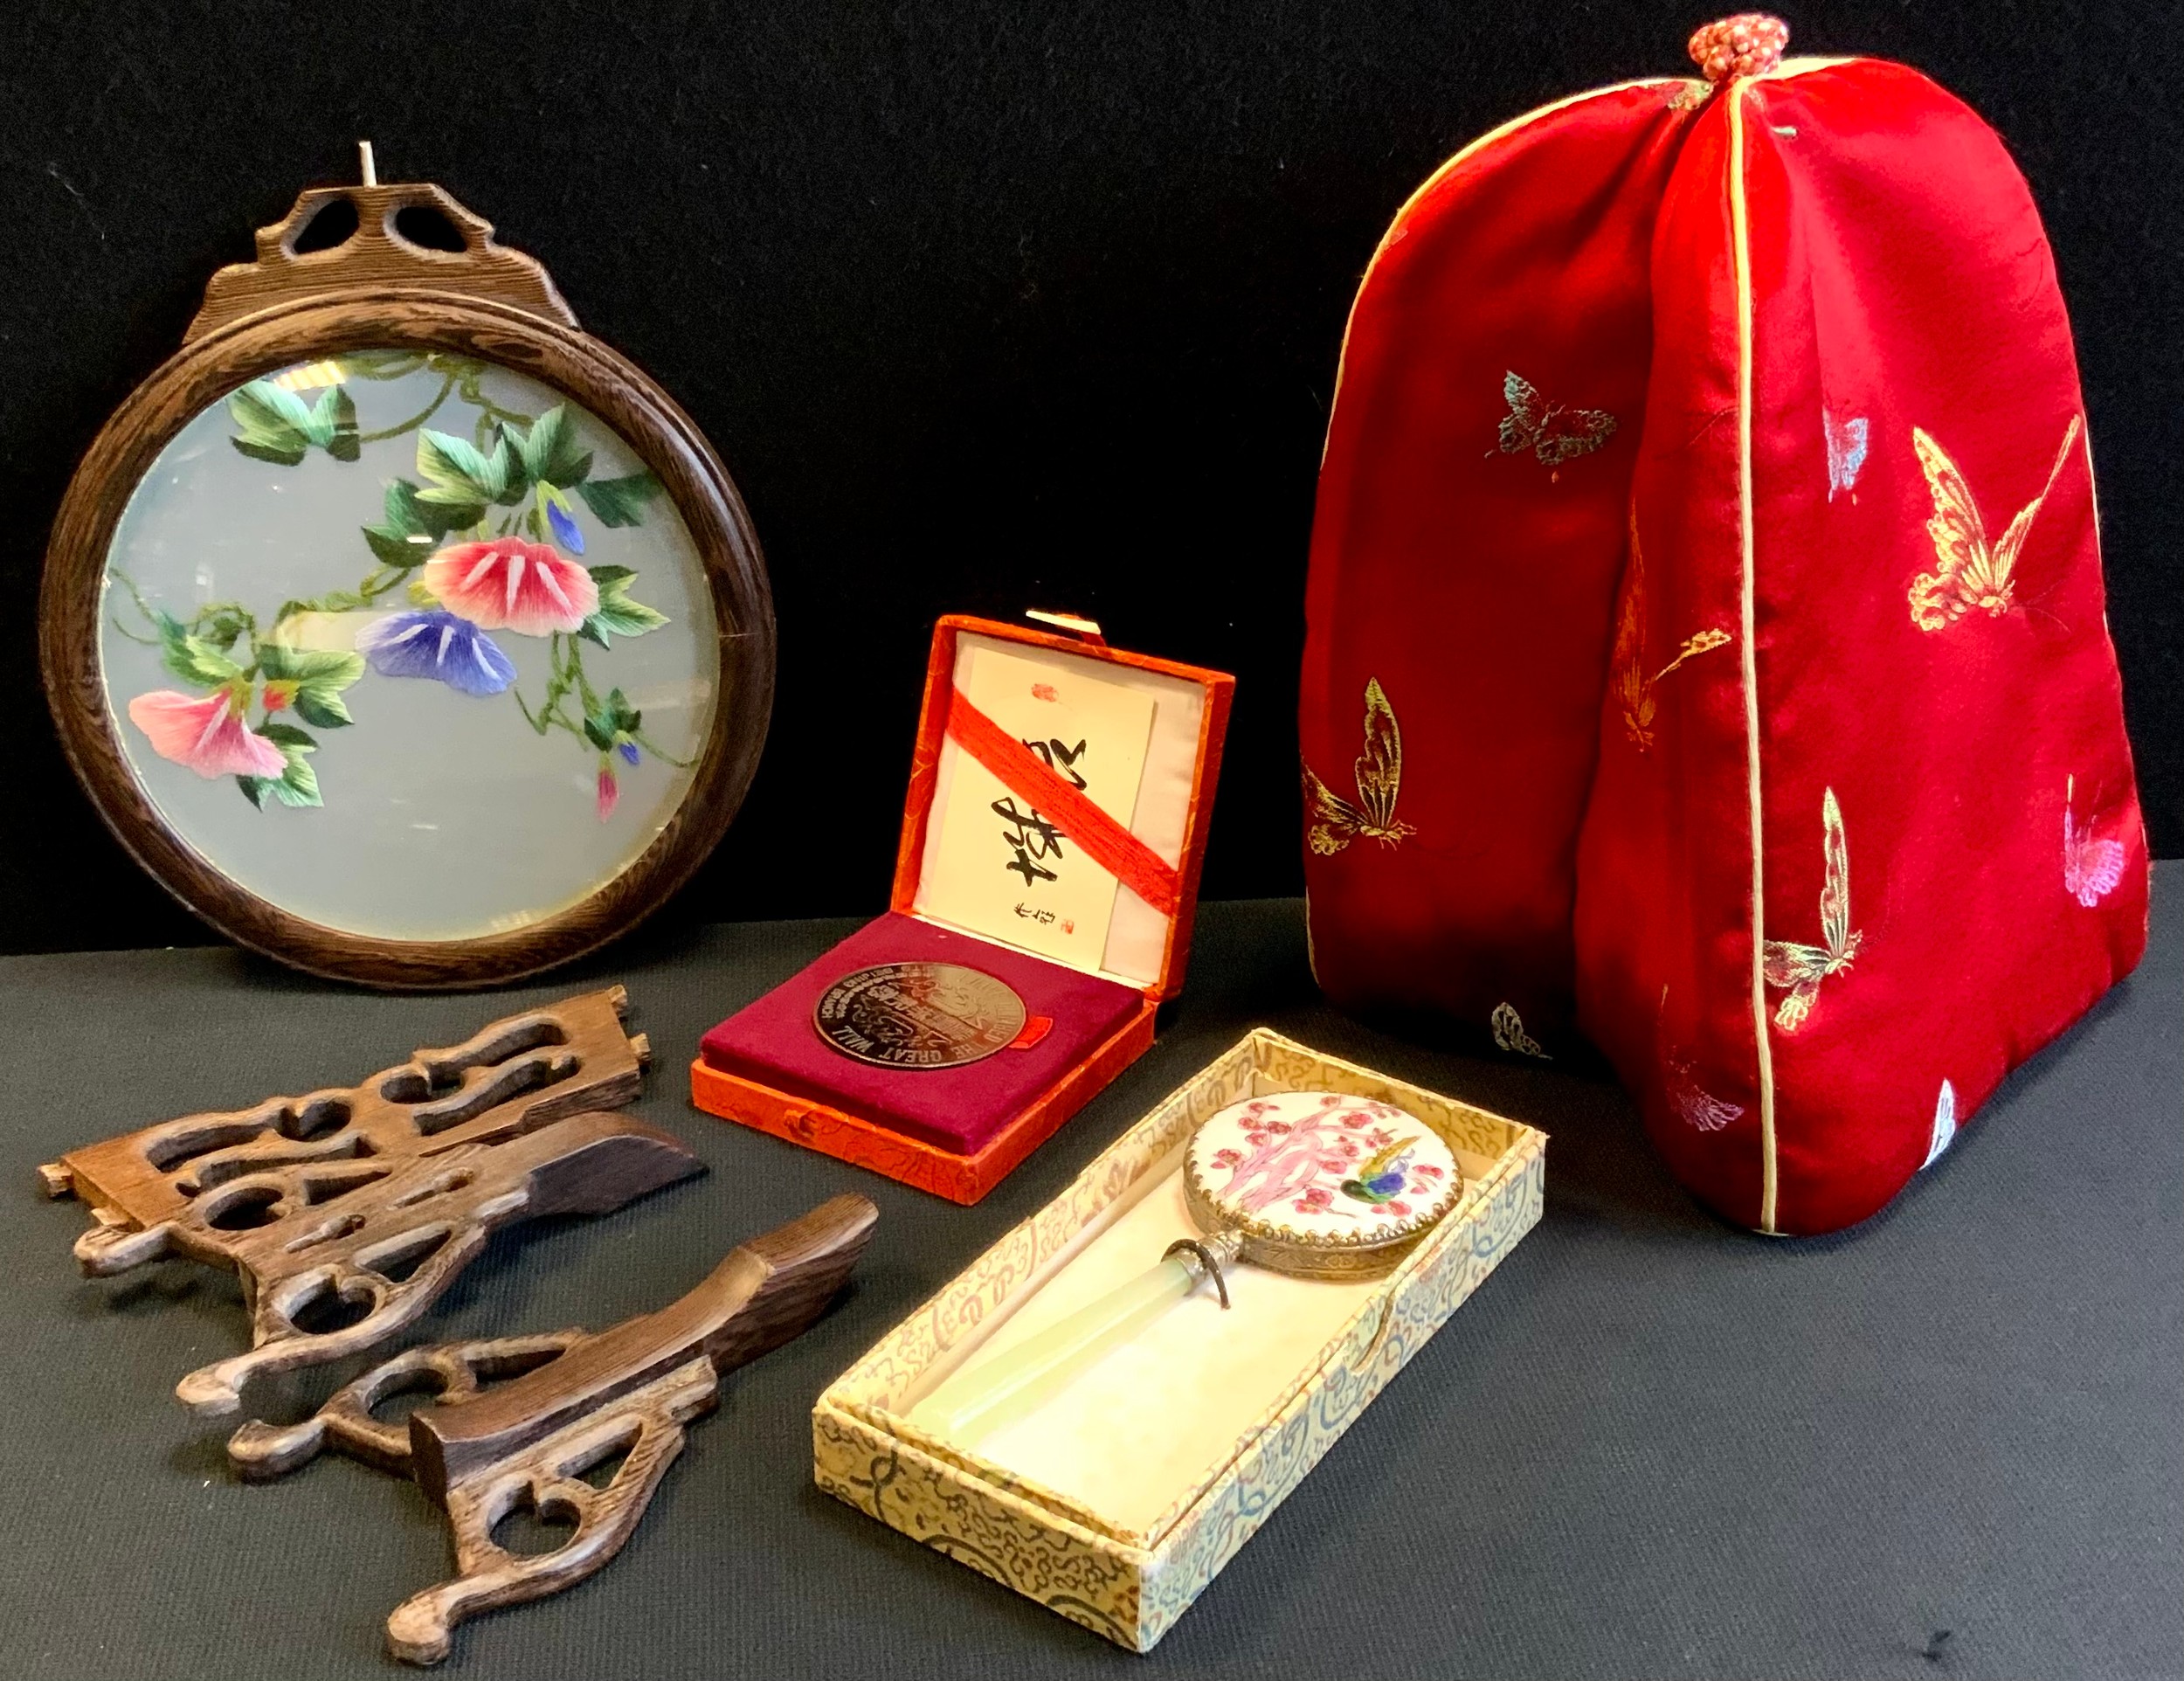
[
  {"x1": 228, "y1": 1194, "x2": 879, "y2": 1665},
  {"x1": 40, "y1": 177, "x2": 775, "y2": 989},
  {"x1": 41, "y1": 989, "x2": 705, "y2": 1413},
  {"x1": 392, "y1": 1356, "x2": 716, "y2": 1665},
  {"x1": 189, "y1": 182, "x2": 577, "y2": 340},
  {"x1": 45, "y1": 987, "x2": 649, "y2": 1227},
  {"x1": 229, "y1": 1331, "x2": 584, "y2": 1480}
]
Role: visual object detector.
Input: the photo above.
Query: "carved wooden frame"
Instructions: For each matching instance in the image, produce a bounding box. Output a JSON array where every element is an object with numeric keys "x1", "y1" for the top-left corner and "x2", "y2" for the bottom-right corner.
[{"x1": 39, "y1": 182, "x2": 776, "y2": 988}]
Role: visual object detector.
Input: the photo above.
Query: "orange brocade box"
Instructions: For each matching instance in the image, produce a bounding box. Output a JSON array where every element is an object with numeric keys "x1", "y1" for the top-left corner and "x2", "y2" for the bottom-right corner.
[{"x1": 690, "y1": 613, "x2": 1234, "y2": 1202}]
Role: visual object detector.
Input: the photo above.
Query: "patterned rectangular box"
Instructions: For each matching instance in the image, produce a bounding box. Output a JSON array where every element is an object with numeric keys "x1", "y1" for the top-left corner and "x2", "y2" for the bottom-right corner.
[{"x1": 812, "y1": 1027, "x2": 1545, "y2": 1650}]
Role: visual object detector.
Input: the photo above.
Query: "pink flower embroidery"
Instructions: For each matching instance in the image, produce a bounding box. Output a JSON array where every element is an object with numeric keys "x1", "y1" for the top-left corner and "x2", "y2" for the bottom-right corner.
[
  {"x1": 1211, "y1": 1148, "x2": 1241, "y2": 1169},
  {"x1": 1414, "y1": 1163, "x2": 1446, "y2": 1179},
  {"x1": 1293, "y1": 1186, "x2": 1334, "y2": 1214},
  {"x1": 1386, "y1": 1200, "x2": 1412, "y2": 1218},
  {"x1": 423, "y1": 538, "x2": 599, "y2": 637},
  {"x1": 596, "y1": 766, "x2": 620, "y2": 821},
  {"x1": 127, "y1": 689, "x2": 287, "y2": 780}
]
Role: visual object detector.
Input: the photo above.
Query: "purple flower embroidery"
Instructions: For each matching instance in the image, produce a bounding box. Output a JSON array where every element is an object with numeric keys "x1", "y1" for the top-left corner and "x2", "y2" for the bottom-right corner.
[
  {"x1": 546, "y1": 499, "x2": 586, "y2": 555},
  {"x1": 356, "y1": 609, "x2": 516, "y2": 696},
  {"x1": 618, "y1": 739, "x2": 640, "y2": 766}
]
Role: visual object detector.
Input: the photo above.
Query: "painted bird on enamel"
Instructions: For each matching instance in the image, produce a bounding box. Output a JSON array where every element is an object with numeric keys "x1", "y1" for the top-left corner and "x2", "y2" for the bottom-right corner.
[{"x1": 1339, "y1": 1135, "x2": 1419, "y2": 1205}]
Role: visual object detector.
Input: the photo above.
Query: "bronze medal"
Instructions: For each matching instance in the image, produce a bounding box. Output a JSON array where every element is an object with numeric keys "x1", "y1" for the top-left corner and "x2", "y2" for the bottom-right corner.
[{"x1": 812, "y1": 962, "x2": 1028, "y2": 1069}]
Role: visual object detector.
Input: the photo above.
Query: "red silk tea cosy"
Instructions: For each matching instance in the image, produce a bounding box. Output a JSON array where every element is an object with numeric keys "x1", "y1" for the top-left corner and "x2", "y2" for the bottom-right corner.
[{"x1": 1297, "y1": 17, "x2": 2148, "y2": 1235}]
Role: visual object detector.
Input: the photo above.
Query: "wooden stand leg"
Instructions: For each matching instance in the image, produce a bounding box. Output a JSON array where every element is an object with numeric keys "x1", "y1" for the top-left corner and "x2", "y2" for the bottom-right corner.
[
  {"x1": 384, "y1": 1359, "x2": 716, "y2": 1666},
  {"x1": 228, "y1": 1332, "x2": 584, "y2": 1481}
]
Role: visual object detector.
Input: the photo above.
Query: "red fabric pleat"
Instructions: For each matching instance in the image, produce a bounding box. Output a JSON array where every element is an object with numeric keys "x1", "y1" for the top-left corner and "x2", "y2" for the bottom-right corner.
[{"x1": 1298, "y1": 79, "x2": 1698, "y2": 1043}]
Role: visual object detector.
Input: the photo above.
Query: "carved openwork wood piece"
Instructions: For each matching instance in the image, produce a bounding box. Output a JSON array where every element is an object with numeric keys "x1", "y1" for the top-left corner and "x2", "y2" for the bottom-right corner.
[
  {"x1": 232, "y1": 1193, "x2": 879, "y2": 1665},
  {"x1": 41, "y1": 988, "x2": 702, "y2": 1414}
]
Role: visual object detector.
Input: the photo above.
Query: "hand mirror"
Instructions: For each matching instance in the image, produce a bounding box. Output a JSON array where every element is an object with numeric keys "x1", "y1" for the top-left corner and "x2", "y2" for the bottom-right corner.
[{"x1": 916, "y1": 1089, "x2": 1463, "y2": 1442}]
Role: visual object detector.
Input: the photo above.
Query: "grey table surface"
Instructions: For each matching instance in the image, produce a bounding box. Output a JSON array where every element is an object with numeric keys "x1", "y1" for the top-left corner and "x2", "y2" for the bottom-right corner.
[{"x1": 2, "y1": 871, "x2": 2176, "y2": 1681}]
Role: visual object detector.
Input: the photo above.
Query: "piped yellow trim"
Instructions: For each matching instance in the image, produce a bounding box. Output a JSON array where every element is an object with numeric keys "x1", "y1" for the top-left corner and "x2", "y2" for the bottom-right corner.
[
  {"x1": 1727, "y1": 83, "x2": 1779, "y2": 1235},
  {"x1": 1319, "y1": 76, "x2": 1689, "y2": 463}
]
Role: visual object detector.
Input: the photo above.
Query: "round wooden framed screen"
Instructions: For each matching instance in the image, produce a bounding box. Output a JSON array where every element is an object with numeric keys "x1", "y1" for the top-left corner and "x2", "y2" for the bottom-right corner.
[{"x1": 41, "y1": 178, "x2": 775, "y2": 988}]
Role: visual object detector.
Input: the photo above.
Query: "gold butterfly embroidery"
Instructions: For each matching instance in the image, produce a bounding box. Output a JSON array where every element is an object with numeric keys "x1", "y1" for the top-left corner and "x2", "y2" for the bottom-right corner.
[
  {"x1": 1908, "y1": 415, "x2": 2082, "y2": 630},
  {"x1": 1611, "y1": 510, "x2": 1732, "y2": 751},
  {"x1": 1762, "y1": 786, "x2": 1863, "y2": 1033},
  {"x1": 1303, "y1": 677, "x2": 1415, "y2": 854},
  {"x1": 1490, "y1": 1002, "x2": 1549, "y2": 1060},
  {"x1": 1497, "y1": 371, "x2": 1617, "y2": 472}
]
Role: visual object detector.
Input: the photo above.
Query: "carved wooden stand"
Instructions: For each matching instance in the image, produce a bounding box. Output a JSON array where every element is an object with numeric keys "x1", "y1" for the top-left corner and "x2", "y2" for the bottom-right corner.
[
  {"x1": 233, "y1": 1194, "x2": 879, "y2": 1664},
  {"x1": 40, "y1": 988, "x2": 702, "y2": 1414}
]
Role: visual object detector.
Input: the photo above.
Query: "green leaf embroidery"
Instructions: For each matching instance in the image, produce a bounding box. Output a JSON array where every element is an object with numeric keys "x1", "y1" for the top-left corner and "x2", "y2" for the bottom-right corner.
[
  {"x1": 492, "y1": 436, "x2": 532, "y2": 506},
  {"x1": 575, "y1": 473, "x2": 660, "y2": 528},
  {"x1": 362, "y1": 525, "x2": 420, "y2": 569},
  {"x1": 153, "y1": 611, "x2": 245, "y2": 688},
  {"x1": 582, "y1": 685, "x2": 643, "y2": 751},
  {"x1": 258, "y1": 642, "x2": 365, "y2": 729},
  {"x1": 577, "y1": 564, "x2": 669, "y2": 647},
  {"x1": 416, "y1": 427, "x2": 520, "y2": 515},
  {"x1": 512, "y1": 405, "x2": 594, "y2": 489},
  {"x1": 198, "y1": 608, "x2": 252, "y2": 654},
  {"x1": 362, "y1": 479, "x2": 466, "y2": 567},
  {"x1": 228, "y1": 380, "x2": 315, "y2": 466},
  {"x1": 291, "y1": 691, "x2": 353, "y2": 730},
  {"x1": 237, "y1": 731, "x2": 321, "y2": 810},
  {"x1": 313, "y1": 387, "x2": 362, "y2": 462},
  {"x1": 228, "y1": 379, "x2": 359, "y2": 465},
  {"x1": 589, "y1": 597, "x2": 668, "y2": 640}
]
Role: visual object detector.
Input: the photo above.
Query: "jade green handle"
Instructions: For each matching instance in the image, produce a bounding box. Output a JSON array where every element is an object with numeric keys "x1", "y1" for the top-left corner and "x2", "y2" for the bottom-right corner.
[{"x1": 912, "y1": 1253, "x2": 1203, "y2": 1442}]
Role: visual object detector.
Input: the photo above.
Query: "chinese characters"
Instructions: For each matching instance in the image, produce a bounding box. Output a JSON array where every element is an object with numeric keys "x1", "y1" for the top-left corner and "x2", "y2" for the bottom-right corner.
[
  {"x1": 1025, "y1": 736, "x2": 1088, "y2": 789},
  {"x1": 993, "y1": 737, "x2": 1089, "y2": 887}
]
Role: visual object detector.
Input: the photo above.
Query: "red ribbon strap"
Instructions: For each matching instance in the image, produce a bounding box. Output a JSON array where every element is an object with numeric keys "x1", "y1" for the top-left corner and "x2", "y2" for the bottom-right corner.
[{"x1": 943, "y1": 688, "x2": 1181, "y2": 919}]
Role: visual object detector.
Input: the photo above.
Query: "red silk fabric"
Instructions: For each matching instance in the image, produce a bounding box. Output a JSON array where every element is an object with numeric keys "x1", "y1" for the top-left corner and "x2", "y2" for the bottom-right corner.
[
  {"x1": 943, "y1": 688, "x2": 1182, "y2": 919},
  {"x1": 1299, "y1": 60, "x2": 2146, "y2": 1234}
]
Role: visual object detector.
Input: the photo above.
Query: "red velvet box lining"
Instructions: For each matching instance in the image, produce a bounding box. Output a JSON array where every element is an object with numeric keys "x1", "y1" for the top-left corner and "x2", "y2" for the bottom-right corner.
[{"x1": 697, "y1": 911, "x2": 1146, "y2": 1156}]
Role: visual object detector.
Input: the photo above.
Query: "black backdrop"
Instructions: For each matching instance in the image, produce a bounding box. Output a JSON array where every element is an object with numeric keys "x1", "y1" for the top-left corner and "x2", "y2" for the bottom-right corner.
[{"x1": 3, "y1": 1, "x2": 2176, "y2": 956}]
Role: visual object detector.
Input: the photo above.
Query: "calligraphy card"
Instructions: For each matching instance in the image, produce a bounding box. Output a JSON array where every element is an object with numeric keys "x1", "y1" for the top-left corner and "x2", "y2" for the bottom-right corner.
[{"x1": 918, "y1": 644, "x2": 1158, "y2": 971}]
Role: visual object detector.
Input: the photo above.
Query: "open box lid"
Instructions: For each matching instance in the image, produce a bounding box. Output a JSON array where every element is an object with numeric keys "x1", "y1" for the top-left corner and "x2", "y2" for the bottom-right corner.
[{"x1": 891, "y1": 613, "x2": 1234, "y2": 1001}]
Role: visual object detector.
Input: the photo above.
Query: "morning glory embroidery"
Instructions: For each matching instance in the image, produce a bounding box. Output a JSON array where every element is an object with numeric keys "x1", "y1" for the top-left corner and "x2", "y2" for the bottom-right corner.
[{"x1": 113, "y1": 354, "x2": 680, "y2": 820}]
